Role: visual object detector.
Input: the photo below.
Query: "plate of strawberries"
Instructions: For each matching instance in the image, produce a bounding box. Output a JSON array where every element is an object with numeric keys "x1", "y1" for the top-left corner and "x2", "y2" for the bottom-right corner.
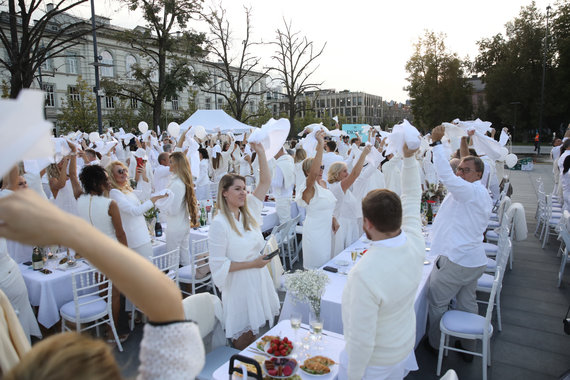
[
  {"x1": 263, "y1": 357, "x2": 298, "y2": 378},
  {"x1": 264, "y1": 336, "x2": 294, "y2": 358}
]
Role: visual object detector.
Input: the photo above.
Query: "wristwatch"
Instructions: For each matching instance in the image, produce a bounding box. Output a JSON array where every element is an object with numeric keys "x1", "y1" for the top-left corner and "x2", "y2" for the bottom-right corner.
[{"x1": 430, "y1": 140, "x2": 442, "y2": 147}]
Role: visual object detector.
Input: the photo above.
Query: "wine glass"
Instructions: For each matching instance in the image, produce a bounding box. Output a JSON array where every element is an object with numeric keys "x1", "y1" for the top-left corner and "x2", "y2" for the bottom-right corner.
[
  {"x1": 309, "y1": 313, "x2": 324, "y2": 351},
  {"x1": 290, "y1": 312, "x2": 302, "y2": 358}
]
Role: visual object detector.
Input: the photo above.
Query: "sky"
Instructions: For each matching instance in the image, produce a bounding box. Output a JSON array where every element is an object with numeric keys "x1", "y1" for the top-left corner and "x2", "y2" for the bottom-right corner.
[{"x1": 70, "y1": 0, "x2": 553, "y2": 103}]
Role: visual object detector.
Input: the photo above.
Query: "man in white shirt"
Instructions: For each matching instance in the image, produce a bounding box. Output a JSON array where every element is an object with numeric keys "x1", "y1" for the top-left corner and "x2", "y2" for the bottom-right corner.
[
  {"x1": 153, "y1": 152, "x2": 171, "y2": 193},
  {"x1": 339, "y1": 143, "x2": 424, "y2": 380},
  {"x1": 426, "y1": 125, "x2": 492, "y2": 358}
]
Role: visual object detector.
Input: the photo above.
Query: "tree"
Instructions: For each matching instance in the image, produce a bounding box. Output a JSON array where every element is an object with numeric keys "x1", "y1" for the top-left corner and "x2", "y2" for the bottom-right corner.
[
  {"x1": 101, "y1": 0, "x2": 208, "y2": 131},
  {"x1": 474, "y1": 3, "x2": 548, "y2": 142},
  {"x1": 201, "y1": 5, "x2": 268, "y2": 123},
  {"x1": 405, "y1": 31, "x2": 472, "y2": 131},
  {"x1": 270, "y1": 19, "x2": 326, "y2": 136},
  {"x1": 175, "y1": 89, "x2": 199, "y2": 123},
  {"x1": 248, "y1": 99, "x2": 273, "y2": 127},
  {"x1": 0, "y1": 0, "x2": 92, "y2": 98},
  {"x1": 106, "y1": 98, "x2": 137, "y2": 131},
  {"x1": 58, "y1": 75, "x2": 97, "y2": 134}
]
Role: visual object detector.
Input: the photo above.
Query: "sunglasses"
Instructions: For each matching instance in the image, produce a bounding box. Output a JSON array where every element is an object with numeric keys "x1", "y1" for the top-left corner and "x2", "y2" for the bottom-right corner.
[
  {"x1": 320, "y1": 165, "x2": 325, "y2": 170},
  {"x1": 456, "y1": 167, "x2": 472, "y2": 174},
  {"x1": 116, "y1": 168, "x2": 127, "y2": 175}
]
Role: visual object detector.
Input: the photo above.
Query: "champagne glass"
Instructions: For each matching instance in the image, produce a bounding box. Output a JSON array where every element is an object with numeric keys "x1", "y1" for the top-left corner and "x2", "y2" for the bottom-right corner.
[
  {"x1": 351, "y1": 250, "x2": 357, "y2": 264},
  {"x1": 309, "y1": 313, "x2": 324, "y2": 351},
  {"x1": 290, "y1": 312, "x2": 302, "y2": 357}
]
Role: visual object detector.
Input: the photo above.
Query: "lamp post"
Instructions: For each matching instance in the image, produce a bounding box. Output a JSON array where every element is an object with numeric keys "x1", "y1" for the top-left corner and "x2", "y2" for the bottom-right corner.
[
  {"x1": 510, "y1": 101, "x2": 521, "y2": 144},
  {"x1": 89, "y1": 0, "x2": 103, "y2": 135},
  {"x1": 538, "y1": 5, "x2": 552, "y2": 147}
]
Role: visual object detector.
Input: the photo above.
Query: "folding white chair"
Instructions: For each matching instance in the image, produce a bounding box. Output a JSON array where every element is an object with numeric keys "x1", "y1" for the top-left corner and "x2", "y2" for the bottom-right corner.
[
  {"x1": 541, "y1": 195, "x2": 563, "y2": 248},
  {"x1": 284, "y1": 214, "x2": 302, "y2": 268},
  {"x1": 179, "y1": 238, "x2": 217, "y2": 296},
  {"x1": 477, "y1": 237, "x2": 511, "y2": 332},
  {"x1": 437, "y1": 271, "x2": 501, "y2": 380},
  {"x1": 130, "y1": 249, "x2": 180, "y2": 330},
  {"x1": 60, "y1": 268, "x2": 122, "y2": 352},
  {"x1": 183, "y1": 293, "x2": 240, "y2": 380},
  {"x1": 268, "y1": 220, "x2": 292, "y2": 269}
]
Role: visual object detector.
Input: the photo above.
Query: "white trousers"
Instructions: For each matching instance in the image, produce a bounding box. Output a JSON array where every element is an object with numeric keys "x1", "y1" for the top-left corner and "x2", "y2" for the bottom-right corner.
[{"x1": 275, "y1": 197, "x2": 291, "y2": 224}]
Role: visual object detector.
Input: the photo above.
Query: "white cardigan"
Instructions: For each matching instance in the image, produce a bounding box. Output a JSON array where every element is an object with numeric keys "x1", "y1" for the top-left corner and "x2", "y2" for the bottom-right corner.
[
  {"x1": 341, "y1": 156, "x2": 424, "y2": 379},
  {"x1": 109, "y1": 188, "x2": 153, "y2": 248}
]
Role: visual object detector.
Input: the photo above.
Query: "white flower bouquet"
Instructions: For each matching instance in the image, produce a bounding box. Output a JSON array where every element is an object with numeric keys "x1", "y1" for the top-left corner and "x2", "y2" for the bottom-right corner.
[{"x1": 284, "y1": 269, "x2": 329, "y2": 318}]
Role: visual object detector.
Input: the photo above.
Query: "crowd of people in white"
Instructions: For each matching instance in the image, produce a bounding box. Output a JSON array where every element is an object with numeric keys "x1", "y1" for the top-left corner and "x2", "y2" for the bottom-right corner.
[{"x1": 0, "y1": 103, "x2": 518, "y2": 379}]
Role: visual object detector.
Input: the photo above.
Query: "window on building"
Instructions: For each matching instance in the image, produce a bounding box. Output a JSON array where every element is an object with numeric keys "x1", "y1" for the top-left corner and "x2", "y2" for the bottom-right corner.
[
  {"x1": 345, "y1": 108, "x2": 351, "y2": 117},
  {"x1": 68, "y1": 86, "x2": 80, "y2": 102},
  {"x1": 358, "y1": 97, "x2": 363, "y2": 106},
  {"x1": 205, "y1": 97, "x2": 211, "y2": 110},
  {"x1": 125, "y1": 54, "x2": 137, "y2": 79},
  {"x1": 43, "y1": 84, "x2": 55, "y2": 107},
  {"x1": 249, "y1": 101, "x2": 255, "y2": 113},
  {"x1": 172, "y1": 95, "x2": 179, "y2": 111},
  {"x1": 66, "y1": 53, "x2": 79, "y2": 74},
  {"x1": 105, "y1": 96, "x2": 115, "y2": 109},
  {"x1": 130, "y1": 97, "x2": 138, "y2": 109},
  {"x1": 41, "y1": 57, "x2": 53, "y2": 72},
  {"x1": 100, "y1": 50, "x2": 114, "y2": 77}
]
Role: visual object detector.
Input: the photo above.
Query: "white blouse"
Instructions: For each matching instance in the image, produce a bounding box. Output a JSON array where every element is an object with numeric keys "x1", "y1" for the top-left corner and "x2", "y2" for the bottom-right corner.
[{"x1": 77, "y1": 194, "x2": 117, "y2": 241}]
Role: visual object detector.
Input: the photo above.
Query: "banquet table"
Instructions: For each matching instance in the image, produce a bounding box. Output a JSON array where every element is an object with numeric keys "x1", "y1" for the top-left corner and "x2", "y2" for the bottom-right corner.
[
  {"x1": 212, "y1": 319, "x2": 345, "y2": 380},
  {"x1": 19, "y1": 255, "x2": 90, "y2": 329},
  {"x1": 279, "y1": 231, "x2": 436, "y2": 348}
]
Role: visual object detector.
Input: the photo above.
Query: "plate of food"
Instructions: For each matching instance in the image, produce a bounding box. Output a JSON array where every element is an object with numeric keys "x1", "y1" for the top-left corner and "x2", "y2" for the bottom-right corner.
[
  {"x1": 299, "y1": 356, "x2": 336, "y2": 377},
  {"x1": 256, "y1": 335, "x2": 279, "y2": 352},
  {"x1": 264, "y1": 337, "x2": 294, "y2": 358},
  {"x1": 263, "y1": 357, "x2": 298, "y2": 378}
]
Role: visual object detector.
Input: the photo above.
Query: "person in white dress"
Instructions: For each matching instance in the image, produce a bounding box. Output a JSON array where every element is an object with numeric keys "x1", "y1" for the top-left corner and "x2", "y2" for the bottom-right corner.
[
  {"x1": 163, "y1": 152, "x2": 199, "y2": 266},
  {"x1": 296, "y1": 130, "x2": 339, "y2": 269},
  {"x1": 77, "y1": 164, "x2": 130, "y2": 341},
  {"x1": 208, "y1": 143, "x2": 280, "y2": 350},
  {"x1": 0, "y1": 170, "x2": 41, "y2": 342},
  {"x1": 107, "y1": 161, "x2": 167, "y2": 260},
  {"x1": 0, "y1": 189, "x2": 204, "y2": 380},
  {"x1": 328, "y1": 144, "x2": 371, "y2": 255},
  {"x1": 47, "y1": 141, "x2": 82, "y2": 215},
  {"x1": 196, "y1": 148, "x2": 212, "y2": 201}
]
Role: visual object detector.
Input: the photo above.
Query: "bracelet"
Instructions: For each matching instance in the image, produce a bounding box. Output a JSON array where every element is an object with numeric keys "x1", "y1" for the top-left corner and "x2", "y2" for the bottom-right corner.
[{"x1": 429, "y1": 141, "x2": 442, "y2": 147}]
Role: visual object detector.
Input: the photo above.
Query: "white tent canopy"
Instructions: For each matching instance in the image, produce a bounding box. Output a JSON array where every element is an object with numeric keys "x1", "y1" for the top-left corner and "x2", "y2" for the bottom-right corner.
[{"x1": 179, "y1": 110, "x2": 254, "y2": 134}]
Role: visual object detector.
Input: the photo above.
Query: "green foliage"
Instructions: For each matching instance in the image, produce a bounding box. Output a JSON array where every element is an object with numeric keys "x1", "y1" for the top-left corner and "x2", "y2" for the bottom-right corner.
[
  {"x1": 105, "y1": 98, "x2": 137, "y2": 132},
  {"x1": 57, "y1": 76, "x2": 97, "y2": 134},
  {"x1": 474, "y1": 2, "x2": 570, "y2": 142},
  {"x1": 102, "y1": 0, "x2": 208, "y2": 129},
  {"x1": 1, "y1": 80, "x2": 9, "y2": 98},
  {"x1": 405, "y1": 31, "x2": 472, "y2": 131},
  {"x1": 248, "y1": 100, "x2": 274, "y2": 127}
]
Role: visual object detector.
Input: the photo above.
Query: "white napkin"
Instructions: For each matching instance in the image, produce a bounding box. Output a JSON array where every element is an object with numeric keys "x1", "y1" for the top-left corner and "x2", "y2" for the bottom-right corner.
[
  {"x1": 442, "y1": 122, "x2": 467, "y2": 152},
  {"x1": 458, "y1": 119, "x2": 492, "y2": 135},
  {"x1": 0, "y1": 90, "x2": 55, "y2": 177},
  {"x1": 248, "y1": 118, "x2": 291, "y2": 159},
  {"x1": 385, "y1": 119, "x2": 420, "y2": 157},
  {"x1": 471, "y1": 132, "x2": 509, "y2": 161},
  {"x1": 212, "y1": 144, "x2": 222, "y2": 157},
  {"x1": 499, "y1": 128, "x2": 509, "y2": 147}
]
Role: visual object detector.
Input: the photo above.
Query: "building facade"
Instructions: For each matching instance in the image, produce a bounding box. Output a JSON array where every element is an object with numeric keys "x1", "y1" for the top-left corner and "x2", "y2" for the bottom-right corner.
[{"x1": 0, "y1": 10, "x2": 268, "y2": 133}]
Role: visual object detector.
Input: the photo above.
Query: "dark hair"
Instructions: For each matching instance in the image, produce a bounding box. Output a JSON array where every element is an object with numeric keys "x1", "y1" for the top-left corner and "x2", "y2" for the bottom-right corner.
[
  {"x1": 79, "y1": 165, "x2": 108, "y2": 195},
  {"x1": 454, "y1": 148, "x2": 477, "y2": 159},
  {"x1": 85, "y1": 148, "x2": 101, "y2": 160},
  {"x1": 461, "y1": 155, "x2": 485, "y2": 174},
  {"x1": 561, "y1": 139, "x2": 570, "y2": 155},
  {"x1": 198, "y1": 148, "x2": 209, "y2": 160},
  {"x1": 564, "y1": 155, "x2": 570, "y2": 174},
  {"x1": 158, "y1": 152, "x2": 170, "y2": 165},
  {"x1": 362, "y1": 189, "x2": 402, "y2": 233},
  {"x1": 326, "y1": 140, "x2": 337, "y2": 152},
  {"x1": 350, "y1": 138, "x2": 359, "y2": 145}
]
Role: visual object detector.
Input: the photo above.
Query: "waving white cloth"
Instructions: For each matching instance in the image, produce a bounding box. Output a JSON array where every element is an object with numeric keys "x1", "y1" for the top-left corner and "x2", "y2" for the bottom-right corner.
[
  {"x1": 182, "y1": 132, "x2": 201, "y2": 177},
  {"x1": 385, "y1": 119, "x2": 420, "y2": 157},
  {"x1": 442, "y1": 122, "x2": 467, "y2": 152},
  {"x1": 471, "y1": 132, "x2": 509, "y2": 161},
  {"x1": 153, "y1": 189, "x2": 174, "y2": 211},
  {"x1": 300, "y1": 124, "x2": 327, "y2": 157},
  {"x1": 248, "y1": 118, "x2": 291, "y2": 160},
  {"x1": 459, "y1": 119, "x2": 492, "y2": 135},
  {"x1": 499, "y1": 129, "x2": 510, "y2": 147},
  {"x1": 212, "y1": 144, "x2": 222, "y2": 158}
]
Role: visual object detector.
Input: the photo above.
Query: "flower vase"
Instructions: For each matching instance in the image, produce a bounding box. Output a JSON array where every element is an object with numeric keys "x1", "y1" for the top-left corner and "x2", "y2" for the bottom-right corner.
[{"x1": 146, "y1": 217, "x2": 156, "y2": 239}]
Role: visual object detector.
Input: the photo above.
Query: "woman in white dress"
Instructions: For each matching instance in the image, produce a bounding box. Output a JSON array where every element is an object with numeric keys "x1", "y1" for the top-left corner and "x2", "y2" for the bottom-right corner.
[
  {"x1": 47, "y1": 141, "x2": 82, "y2": 215},
  {"x1": 0, "y1": 171, "x2": 41, "y2": 342},
  {"x1": 107, "y1": 161, "x2": 167, "y2": 260},
  {"x1": 164, "y1": 152, "x2": 199, "y2": 266},
  {"x1": 77, "y1": 164, "x2": 130, "y2": 341},
  {"x1": 196, "y1": 148, "x2": 212, "y2": 201},
  {"x1": 208, "y1": 143, "x2": 280, "y2": 350},
  {"x1": 296, "y1": 131, "x2": 339, "y2": 269},
  {"x1": 328, "y1": 145, "x2": 371, "y2": 255}
]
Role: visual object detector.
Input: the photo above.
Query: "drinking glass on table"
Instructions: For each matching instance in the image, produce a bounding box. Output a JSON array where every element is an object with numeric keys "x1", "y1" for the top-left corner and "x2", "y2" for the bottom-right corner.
[
  {"x1": 351, "y1": 250, "x2": 357, "y2": 264},
  {"x1": 309, "y1": 313, "x2": 324, "y2": 351},
  {"x1": 290, "y1": 312, "x2": 302, "y2": 358}
]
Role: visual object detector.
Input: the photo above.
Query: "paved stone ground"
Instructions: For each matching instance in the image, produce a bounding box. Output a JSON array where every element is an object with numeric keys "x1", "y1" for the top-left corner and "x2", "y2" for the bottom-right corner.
[{"x1": 114, "y1": 161, "x2": 570, "y2": 379}]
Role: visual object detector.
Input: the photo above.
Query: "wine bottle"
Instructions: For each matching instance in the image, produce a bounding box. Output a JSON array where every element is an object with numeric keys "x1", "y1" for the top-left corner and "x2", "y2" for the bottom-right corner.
[
  {"x1": 426, "y1": 202, "x2": 433, "y2": 224},
  {"x1": 155, "y1": 220, "x2": 163, "y2": 237},
  {"x1": 32, "y1": 247, "x2": 44, "y2": 270}
]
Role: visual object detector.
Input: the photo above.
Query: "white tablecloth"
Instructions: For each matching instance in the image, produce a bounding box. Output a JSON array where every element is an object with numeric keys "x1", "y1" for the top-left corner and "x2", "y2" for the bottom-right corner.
[
  {"x1": 20, "y1": 257, "x2": 90, "y2": 328},
  {"x1": 212, "y1": 319, "x2": 345, "y2": 380},
  {"x1": 279, "y1": 234, "x2": 436, "y2": 348}
]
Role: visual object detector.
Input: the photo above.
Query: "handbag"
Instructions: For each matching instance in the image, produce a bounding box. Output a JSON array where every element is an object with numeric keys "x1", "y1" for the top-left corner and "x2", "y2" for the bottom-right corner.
[
  {"x1": 263, "y1": 235, "x2": 284, "y2": 290},
  {"x1": 562, "y1": 306, "x2": 570, "y2": 335}
]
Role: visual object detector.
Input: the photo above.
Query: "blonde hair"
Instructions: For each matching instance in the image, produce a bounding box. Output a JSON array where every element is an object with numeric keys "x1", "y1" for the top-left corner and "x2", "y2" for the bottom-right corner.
[
  {"x1": 327, "y1": 162, "x2": 346, "y2": 183},
  {"x1": 105, "y1": 161, "x2": 133, "y2": 193},
  {"x1": 5, "y1": 332, "x2": 122, "y2": 380},
  {"x1": 170, "y1": 152, "x2": 199, "y2": 226},
  {"x1": 301, "y1": 157, "x2": 314, "y2": 177},
  {"x1": 294, "y1": 148, "x2": 307, "y2": 164},
  {"x1": 46, "y1": 163, "x2": 60, "y2": 179},
  {"x1": 216, "y1": 173, "x2": 258, "y2": 235}
]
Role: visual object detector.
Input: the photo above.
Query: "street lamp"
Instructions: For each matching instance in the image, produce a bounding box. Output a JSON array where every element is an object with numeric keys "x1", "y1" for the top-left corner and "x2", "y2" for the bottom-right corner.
[
  {"x1": 538, "y1": 4, "x2": 552, "y2": 147},
  {"x1": 510, "y1": 101, "x2": 521, "y2": 144}
]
